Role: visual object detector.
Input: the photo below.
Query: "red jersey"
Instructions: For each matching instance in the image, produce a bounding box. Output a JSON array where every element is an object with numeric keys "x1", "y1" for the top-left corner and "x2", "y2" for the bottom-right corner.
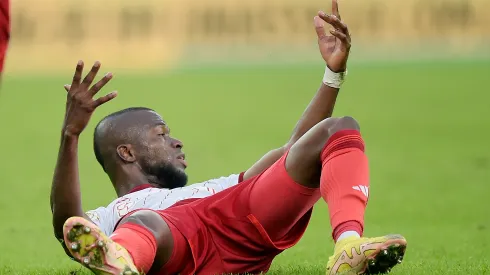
[{"x1": 158, "y1": 171, "x2": 313, "y2": 274}]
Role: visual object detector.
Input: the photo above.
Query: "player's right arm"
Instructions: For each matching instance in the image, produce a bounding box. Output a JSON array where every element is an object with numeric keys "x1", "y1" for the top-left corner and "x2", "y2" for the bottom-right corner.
[
  {"x1": 50, "y1": 61, "x2": 117, "y2": 242},
  {"x1": 243, "y1": 1, "x2": 351, "y2": 181}
]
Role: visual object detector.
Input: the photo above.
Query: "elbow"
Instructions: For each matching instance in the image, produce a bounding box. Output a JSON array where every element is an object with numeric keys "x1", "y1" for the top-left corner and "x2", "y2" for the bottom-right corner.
[
  {"x1": 52, "y1": 212, "x2": 79, "y2": 258},
  {"x1": 51, "y1": 210, "x2": 70, "y2": 241},
  {"x1": 52, "y1": 214, "x2": 64, "y2": 241},
  {"x1": 52, "y1": 218, "x2": 75, "y2": 258},
  {"x1": 53, "y1": 228, "x2": 64, "y2": 243},
  {"x1": 50, "y1": 202, "x2": 61, "y2": 239}
]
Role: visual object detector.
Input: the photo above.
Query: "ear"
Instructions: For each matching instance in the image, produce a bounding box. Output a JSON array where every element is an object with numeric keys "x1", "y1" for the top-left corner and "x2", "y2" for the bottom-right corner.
[{"x1": 116, "y1": 144, "x2": 136, "y2": 163}]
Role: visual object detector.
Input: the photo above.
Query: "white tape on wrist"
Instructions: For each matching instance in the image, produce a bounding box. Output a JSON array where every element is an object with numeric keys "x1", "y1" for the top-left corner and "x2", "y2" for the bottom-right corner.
[{"x1": 323, "y1": 66, "x2": 347, "y2": 89}]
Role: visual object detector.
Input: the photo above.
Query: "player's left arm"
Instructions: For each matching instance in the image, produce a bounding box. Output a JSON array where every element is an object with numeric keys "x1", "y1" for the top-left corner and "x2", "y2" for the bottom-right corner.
[{"x1": 243, "y1": 1, "x2": 351, "y2": 181}]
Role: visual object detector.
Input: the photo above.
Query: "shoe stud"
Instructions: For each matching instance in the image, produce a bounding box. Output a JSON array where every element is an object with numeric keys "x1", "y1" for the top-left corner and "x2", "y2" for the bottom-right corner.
[
  {"x1": 83, "y1": 227, "x2": 91, "y2": 234},
  {"x1": 97, "y1": 240, "x2": 104, "y2": 247},
  {"x1": 397, "y1": 256, "x2": 403, "y2": 263},
  {"x1": 368, "y1": 259, "x2": 376, "y2": 266},
  {"x1": 70, "y1": 243, "x2": 79, "y2": 251},
  {"x1": 83, "y1": 257, "x2": 90, "y2": 265},
  {"x1": 382, "y1": 249, "x2": 388, "y2": 256}
]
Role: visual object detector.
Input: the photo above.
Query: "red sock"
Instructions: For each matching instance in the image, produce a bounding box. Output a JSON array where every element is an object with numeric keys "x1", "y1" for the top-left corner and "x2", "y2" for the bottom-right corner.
[
  {"x1": 110, "y1": 223, "x2": 157, "y2": 274},
  {"x1": 320, "y1": 130, "x2": 369, "y2": 241}
]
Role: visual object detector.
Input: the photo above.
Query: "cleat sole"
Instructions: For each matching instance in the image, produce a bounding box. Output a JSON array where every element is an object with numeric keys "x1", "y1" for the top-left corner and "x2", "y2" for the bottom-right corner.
[
  {"x1": 361, "y1": 237, "x2": 407, "y2": 274},
  {"x1": 63, "y1": 217, "x2": 141, "y2": 275}
]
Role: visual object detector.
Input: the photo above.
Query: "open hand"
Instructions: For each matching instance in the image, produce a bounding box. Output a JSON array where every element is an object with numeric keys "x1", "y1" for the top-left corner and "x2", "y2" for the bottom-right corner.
[
  {"x1": 62, "y1": 61, "x2": 117, "y2": 136},
  {"x1": 314, "y1": 0, "x2": 351, "y2": 73}
]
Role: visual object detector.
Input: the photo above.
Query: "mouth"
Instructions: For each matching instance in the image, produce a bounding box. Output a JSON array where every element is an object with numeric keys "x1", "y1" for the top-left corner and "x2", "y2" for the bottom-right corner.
[{"x1": 176, "y1": 154, "x2": 187, "y2": 168}]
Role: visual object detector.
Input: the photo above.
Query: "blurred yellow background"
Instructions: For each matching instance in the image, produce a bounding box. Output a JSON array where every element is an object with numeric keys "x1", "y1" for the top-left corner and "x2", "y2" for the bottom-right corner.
[{"x1": 7, "y1": 0, "x2": 490, "y2": 73}]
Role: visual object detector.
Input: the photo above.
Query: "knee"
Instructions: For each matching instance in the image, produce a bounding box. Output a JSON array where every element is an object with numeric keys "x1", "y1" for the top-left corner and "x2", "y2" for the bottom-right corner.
[
  {"x1": 314, "y1": 116, "x2": 360, "y2": 149},
  {"x1": 327, "y1": 116, "x2": 360, "y2": 136},
  {"x1": 285, "y1": 117, "x2": 360, "y2": 187},
  {"x1": 292, "y1": 116, "x2": 360, "y2": 152},
  {"x1": 288, "y1": 116, "x2": 360, "y2": 161}
]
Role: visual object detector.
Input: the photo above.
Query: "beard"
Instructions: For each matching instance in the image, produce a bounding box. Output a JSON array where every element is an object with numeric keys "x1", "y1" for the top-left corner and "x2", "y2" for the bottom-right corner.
[{"x1": 141, "y1": 161, "x2": 188, "y2": 189}]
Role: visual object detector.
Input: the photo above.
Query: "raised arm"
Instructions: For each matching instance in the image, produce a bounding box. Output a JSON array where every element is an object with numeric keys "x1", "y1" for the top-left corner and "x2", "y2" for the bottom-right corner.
[
  {"x1": 243, "y1": 0, "x2": 351, "y2": 180},
  {"x1": 51, "y1": 61, "x2": 117, "y2": 241}
]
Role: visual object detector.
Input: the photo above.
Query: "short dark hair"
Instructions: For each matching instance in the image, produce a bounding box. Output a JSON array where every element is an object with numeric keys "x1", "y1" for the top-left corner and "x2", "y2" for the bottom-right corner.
[{"x1": 93, "y1": 107, "x2": 154, "y2": 170}]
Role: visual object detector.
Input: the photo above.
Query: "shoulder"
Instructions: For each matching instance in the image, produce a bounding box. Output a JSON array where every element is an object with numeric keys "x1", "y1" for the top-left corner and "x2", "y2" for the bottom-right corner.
[
  {"x1": 192, "y1": 172, "x2": 245, "y2": 188},
  {"x1": 206, "y1": 172, "x2": 245, "y2": 184}
]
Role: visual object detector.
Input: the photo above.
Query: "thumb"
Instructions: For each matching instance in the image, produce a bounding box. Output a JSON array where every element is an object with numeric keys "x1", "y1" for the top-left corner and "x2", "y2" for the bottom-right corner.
[{"x1": 314, "y1": 15, "x2": 326, "y2": 39}]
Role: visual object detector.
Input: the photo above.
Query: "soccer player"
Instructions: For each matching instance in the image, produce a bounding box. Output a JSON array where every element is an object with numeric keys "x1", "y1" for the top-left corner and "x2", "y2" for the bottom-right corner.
[
  {"x1": 51, "y1": 2, "x2": 407, "y2": 274},
  {"x1": 0, "y1": 0, "x2": 10, "y2": 79}
]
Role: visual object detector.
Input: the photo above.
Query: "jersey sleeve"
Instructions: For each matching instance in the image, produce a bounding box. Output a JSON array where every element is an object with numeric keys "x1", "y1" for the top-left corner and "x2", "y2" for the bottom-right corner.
[{"x1": 85, "y1": 206, "x2": 115, "y2": 236}]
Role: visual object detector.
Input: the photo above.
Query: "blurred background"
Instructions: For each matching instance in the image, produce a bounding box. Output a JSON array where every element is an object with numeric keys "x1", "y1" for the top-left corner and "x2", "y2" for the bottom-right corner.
[
  {"x1": 0, "y1": 0, "x2": 489, "y2": 274},
  {"x1": 5, "y1": 0, "x2": 490, "y2": 72}
]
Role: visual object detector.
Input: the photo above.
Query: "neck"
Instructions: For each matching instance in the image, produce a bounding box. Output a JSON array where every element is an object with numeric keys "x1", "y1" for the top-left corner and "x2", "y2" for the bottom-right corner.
[{"x1": 112, "y1": 170, "x2": 155, "y2": 197}]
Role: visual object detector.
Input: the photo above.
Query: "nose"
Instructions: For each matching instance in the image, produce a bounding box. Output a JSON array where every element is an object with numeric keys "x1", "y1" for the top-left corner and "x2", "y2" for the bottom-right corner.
[{"x1": 172, "y1": 138, "x2": 183, "y2": 149}]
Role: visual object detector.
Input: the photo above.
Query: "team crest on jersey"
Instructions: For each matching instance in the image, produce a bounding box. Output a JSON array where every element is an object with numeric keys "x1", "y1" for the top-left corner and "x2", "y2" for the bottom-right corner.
[{"x1": 114, "y1": 197, "x2": 135, "y2": 217}]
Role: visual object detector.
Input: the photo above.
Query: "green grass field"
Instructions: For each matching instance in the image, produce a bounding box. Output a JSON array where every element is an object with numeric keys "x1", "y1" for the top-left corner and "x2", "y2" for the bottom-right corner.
[{"x1": 0, "y1": 60, "x2": 489, "y2": 274}]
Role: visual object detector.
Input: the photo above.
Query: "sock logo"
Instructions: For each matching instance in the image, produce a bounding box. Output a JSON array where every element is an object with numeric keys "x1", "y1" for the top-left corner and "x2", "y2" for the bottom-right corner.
[{"x1": 352, "y1": 185, "x2": 369, "y2": 198}]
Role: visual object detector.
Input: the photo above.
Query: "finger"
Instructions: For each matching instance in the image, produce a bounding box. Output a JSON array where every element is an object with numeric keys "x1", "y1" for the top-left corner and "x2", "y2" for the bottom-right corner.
[
  {"x1": 80, "y1": 61, "x2": 101, "y2": 90},
  {"x1": 314, "y1": 15, "x2": 327, "y2": 39},
  {"x1": 320, "y1": 13, "x2": 348, "y2": 34},
  {"x1": 89, "y1": 72, "x2": 113, "y2": 96},
  {"x1": 70, "y1": 60, "x2": 84, "y2": 92},
  {"x1": 93, "y1": 91, "x2": 118, "y2": 108},
  {"x1": 64, "y1": 84, "x2": 71, "y2": 92},
  {"x1": 332, "y1": 0, "x2": 341, "y2": 20},
  {"x1": 329, "y1": 29, "x2": 350, "y2": 48}
]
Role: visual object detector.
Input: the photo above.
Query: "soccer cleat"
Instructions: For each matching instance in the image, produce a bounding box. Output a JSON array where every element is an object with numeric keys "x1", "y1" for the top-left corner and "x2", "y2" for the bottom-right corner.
[
  {"x1": 326, "y1": 234, "x2": 407, "y2": 275},
  {"x1": 63, "y1": 217, "x2": 141, "y2": 275}
]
